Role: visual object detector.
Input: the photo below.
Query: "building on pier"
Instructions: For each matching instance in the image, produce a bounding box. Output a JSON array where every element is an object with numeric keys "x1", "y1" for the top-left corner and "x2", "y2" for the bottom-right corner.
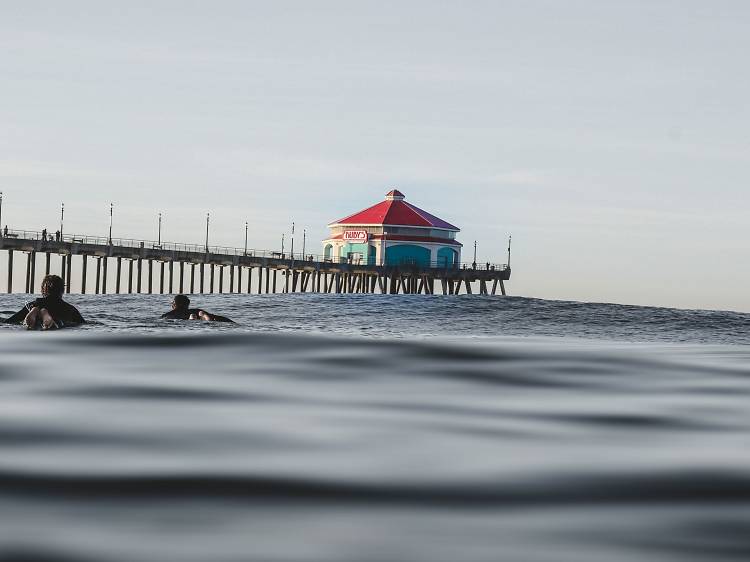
[{"x1": 323, "y1": 190, "x2": 462, "y2": 267}]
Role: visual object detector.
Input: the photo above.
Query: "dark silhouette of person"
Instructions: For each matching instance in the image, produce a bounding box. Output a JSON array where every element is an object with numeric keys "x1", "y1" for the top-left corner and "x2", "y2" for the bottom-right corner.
[
  {"x1": 42, "y1": 228, "x2": 47, "y2": 241},
  {"x1": 3, "y1": 225, "x2": 7, "y2": 237},
  {"x1": 161, "y1": 295, "x2": 233, "y2": 322},
  {"x1": 2, "y1": 275, "x2": 84, "y2": 329}
]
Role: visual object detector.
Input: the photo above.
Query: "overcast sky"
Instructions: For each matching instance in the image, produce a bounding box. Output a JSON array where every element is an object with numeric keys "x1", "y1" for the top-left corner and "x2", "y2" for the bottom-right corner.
[{"x1": 1, "y1": 1, "x2": 748, "y2": 311}]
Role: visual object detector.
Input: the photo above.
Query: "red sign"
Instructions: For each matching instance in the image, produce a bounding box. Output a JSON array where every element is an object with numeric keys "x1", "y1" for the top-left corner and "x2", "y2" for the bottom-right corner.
[{"x1": 343, "y1": 230, "x2": 368, "y2": 242}]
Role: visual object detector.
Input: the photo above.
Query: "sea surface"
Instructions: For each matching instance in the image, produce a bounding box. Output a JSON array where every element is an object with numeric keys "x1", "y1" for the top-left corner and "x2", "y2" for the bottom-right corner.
[{"x1": 0, "y1": 293, "x2": 749, "y2": 562}]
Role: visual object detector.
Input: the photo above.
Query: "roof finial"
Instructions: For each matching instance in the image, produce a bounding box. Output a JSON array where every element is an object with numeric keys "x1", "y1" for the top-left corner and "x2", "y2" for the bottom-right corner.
[{"x1": 385, "y1": 189, "x2": 405, "y2": 201}]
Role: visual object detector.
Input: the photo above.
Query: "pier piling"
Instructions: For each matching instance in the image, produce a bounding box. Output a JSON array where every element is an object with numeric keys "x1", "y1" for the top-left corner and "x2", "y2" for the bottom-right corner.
[
  {"x1": 65, "y1": 255, "x2": 71, "y2": 293},
  {"x1": 6, "y1": 250, "x2": 13, "y2": 293},
  {"x1": 81, "y1": 256, "x2": 88, "y2": 294},
  {"x1": 95, "y1": 257, "x2": 101, "y2": 295},
  {"x1": 102, "y1": 257, "x2": 108, "y2": 294}
]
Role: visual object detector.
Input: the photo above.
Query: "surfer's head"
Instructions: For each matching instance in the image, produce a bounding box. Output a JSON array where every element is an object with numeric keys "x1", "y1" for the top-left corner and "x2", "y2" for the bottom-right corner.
[
  {"x1": 172, "y1": 295, "x2": 190, "y2": 310},
  {"x1": 41, "y1": 275, "x2": 64, "y2": 299}
]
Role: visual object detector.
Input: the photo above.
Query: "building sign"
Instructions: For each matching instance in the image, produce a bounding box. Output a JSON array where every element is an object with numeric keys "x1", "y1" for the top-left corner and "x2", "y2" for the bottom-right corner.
[{"x1": 343, "y1": 230, "x2": 368, "y2": 242}]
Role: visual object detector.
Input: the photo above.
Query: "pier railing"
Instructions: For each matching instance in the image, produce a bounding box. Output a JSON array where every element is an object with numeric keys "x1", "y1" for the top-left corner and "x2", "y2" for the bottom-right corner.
[{"x1": 0, "y1": 228, "x2": 508, "y2": 272}]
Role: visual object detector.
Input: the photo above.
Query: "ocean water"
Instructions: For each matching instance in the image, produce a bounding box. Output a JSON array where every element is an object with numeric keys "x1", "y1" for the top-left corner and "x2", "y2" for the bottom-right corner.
[{"x1": 0, "y1": 293, "x2": 749, "y2": 562}]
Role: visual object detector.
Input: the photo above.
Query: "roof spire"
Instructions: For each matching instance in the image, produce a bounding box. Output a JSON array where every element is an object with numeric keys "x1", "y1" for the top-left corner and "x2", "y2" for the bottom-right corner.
[{"x1": 385, "y1": 189, "x2": 405, "y2": 201}]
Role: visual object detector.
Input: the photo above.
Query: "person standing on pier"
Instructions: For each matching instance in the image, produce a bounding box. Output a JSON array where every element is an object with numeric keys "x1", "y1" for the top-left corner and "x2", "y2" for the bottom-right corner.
[{"x1": 2, "y1": 275, "x2": 85, "y2": 329}]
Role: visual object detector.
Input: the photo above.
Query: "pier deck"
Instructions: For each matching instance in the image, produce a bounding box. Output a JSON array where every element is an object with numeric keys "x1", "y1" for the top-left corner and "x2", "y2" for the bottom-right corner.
[{"x1": 0, "y1": 230, "x2": 510, "y2": 296}]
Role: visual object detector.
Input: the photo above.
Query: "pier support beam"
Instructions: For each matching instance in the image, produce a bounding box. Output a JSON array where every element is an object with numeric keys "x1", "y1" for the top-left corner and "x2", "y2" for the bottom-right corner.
[
  {"x1": 265, "y1": 268, "x2": 270, "y2": 294},
  {"x1": 257, "y1": 267, "x2": 262, "y2": 294},
  {"x1": 102, "y1": 257, "x2": 108, "y2": 294},
  {"x1": 159, "y1": 261, "x2": 165, "y2": 294},
  {"x1": 81, "y1": 256, "x2": 88, "y2": 294},
  {"x1": 168, "y1": 261, "x2": 174, "y2": 294},
  {"x1": 210, "y1": 264, "x2": 215, "y2": 293},
  {"x1": 148, "y1": 260, "x2": 153, "y2": 294},
  {"x1": 95, "y1": 258, "x2": 101, "y2": 294},
  {"x1": 180, "y1": 262, "x2": 185, "y2": 294},
  {"x1": 7, "y1": 250, "x2": 13, "y2": 293},
  {"x1": 45, "y1": 252, "x2": 51, "y2": 276},
  {"x1": 230, "y1": 265, "x2": 235, "y2": 293},
  {"x1": 199, "y1": 263, "x2": 205, "y2": 294},
  {"x1": 116, "y1": 257, "x2": 122, "y2": 294},
  {"x1": 219, "y1": 265, "x2": 224, "y2": 293},
  {"x1": 24, "y1": 252, "x2": 32, "y2": 294},
  {"x1": 60, "y1": 254, "x2": 66, "y2": 286},
  {"x1": 65, "y1": 255, "x2": 72, "y2": 293},
  {"x1": 30, "y1": 251, "x2": 37, "y2": 293},
  {"x1": 128, "y1": 260, "x2": 134, "y2": 294},
  {"x1": 273, "y1": 270, "x2": 277, "y2": 293},
  {"x1": 29, "y1": 252, "x2": 36, "y2": 292},
  {"x1": 137, "y1": 259, "x2": 142, "y2": 293}
]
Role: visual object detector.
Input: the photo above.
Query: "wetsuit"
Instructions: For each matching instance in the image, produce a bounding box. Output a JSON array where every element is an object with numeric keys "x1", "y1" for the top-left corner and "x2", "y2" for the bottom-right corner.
[
  {"x1": 161, "y1": 308, "x2": 234, "y2": 322},
  {"x1": 161, "y1": 308, "x2": 202, "y2": 320},
  {"x1": 3, "y1": 297, "x2": 85, "y2": 327}
]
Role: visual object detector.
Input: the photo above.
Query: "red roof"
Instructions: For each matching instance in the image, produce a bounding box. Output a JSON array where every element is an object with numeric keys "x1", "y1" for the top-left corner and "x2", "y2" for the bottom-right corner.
[{"x1": 330, "y1": 191, "x2": 459, "y2": 231}]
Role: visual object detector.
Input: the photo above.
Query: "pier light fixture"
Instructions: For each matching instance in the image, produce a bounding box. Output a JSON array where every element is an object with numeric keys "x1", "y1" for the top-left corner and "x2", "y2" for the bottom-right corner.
[
  {"x1": 507, "y1": 235, "x2": 512, "y2": 268},
  {"x1": 158, "y1": 212, "x2": 162, "y2": 246},
  {"x1": 205, "y1": 212, "x2": 210, "y2": 253},
  {"x1": 290, "y1": 221, "x2": 295, "y2": 260},
  {"x1": 0, "y1": 191, "x2": 3, "y2": 236},
  {"x1": 108, "y1": 203, "x2": 113, "y2": 245},
  {"x1": 281, "y1": 233, "x2": 285, "y2": 257},
  {"x1": 244, "y1": 221, "x2": 248, "y2": 255},
  {"x1": 60, "y1": 203, "x2": 65, "y2": 239},
  {"x1": 302, "y1": 228, "x2": 306, "y2": 261}
]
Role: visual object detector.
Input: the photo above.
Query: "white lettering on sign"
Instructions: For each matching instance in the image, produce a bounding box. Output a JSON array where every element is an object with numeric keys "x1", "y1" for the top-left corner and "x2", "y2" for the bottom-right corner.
[{"x1": 343, "y1": 230, "x2": 368, "y2": 242}]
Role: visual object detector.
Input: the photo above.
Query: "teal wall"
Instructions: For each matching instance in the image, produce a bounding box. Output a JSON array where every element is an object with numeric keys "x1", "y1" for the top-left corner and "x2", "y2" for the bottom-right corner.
[
  {"x1": 385, "y1": 244, "x2": 431, "y2": 267},
  {"x1": 339, "y1": 243, "x2": 376, "y2": 264},
  {"x1": 437, "y1": 247, "x2": 458, "y2": 267},
  {"x1": 324, "y1": 244, "x2": 333, "y2": 259}
]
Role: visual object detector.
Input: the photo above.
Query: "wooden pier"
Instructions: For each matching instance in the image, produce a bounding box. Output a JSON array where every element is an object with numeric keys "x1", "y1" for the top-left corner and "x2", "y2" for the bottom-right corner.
[{"x1": 0, "y1": 231, "x2": 510, "y2": 296}]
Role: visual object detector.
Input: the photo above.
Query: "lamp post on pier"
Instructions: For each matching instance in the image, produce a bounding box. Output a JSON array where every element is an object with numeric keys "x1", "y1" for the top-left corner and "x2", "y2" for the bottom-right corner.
[
  {"x1": 281, "y1": 233, "x2": 285, "y2": 258},
  {"x1": 302, "y1": 228, "x2": 306, "y2": 261},
  {"x1": 290, "y1": 222, "x2": 295, "y2": 260},
  {"x1": 473, "y1": 240, "x2": 477, "y2": 269},
  {"x1": 205, "y1": 213, "x2": 210, "y2": 253},
  {"x1": 158, "y1": 213, "x2": 162, "y2": 246},
  {"x1": 244, "y1": 221, "x2": 248, "y2": 255},
  {"x1": 0, "y1": 191, "x2": 4, "y2": 236},
  {"x1": 108, "y1": 203, "x2": 113, "y2": 244},
  {"x1": 60, "y1": 203, "x2": 65, "y2": 240},
  {"x1": 507, "y1": 235, "x2": 512, "y2": 268}
]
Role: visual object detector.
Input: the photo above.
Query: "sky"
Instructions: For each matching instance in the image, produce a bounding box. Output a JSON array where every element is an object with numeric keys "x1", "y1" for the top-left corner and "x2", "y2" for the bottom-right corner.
[{"x1": 1, "y1": 1, "x2": 748, "y2": 311}]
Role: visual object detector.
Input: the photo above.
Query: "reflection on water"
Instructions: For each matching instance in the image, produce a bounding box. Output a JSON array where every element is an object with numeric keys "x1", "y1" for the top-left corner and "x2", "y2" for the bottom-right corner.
[{"x1": 0, "y1": 294, "x2": 749, "y2": 561}]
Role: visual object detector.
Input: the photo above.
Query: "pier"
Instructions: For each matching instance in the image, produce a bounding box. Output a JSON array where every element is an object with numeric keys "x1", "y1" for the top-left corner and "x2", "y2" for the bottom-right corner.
[{"x1": 0, "y1": 229, "x2": 511, "y2": 296}]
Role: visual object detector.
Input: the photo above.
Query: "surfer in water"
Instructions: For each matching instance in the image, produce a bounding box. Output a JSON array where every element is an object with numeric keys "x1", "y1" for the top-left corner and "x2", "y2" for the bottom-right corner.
[
  {"x1": 2, "y1": 275, "x2": 85, "y2": 329},
  {"x1": 161, "y1": 295, "x2": 234, "y2": 322}
]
